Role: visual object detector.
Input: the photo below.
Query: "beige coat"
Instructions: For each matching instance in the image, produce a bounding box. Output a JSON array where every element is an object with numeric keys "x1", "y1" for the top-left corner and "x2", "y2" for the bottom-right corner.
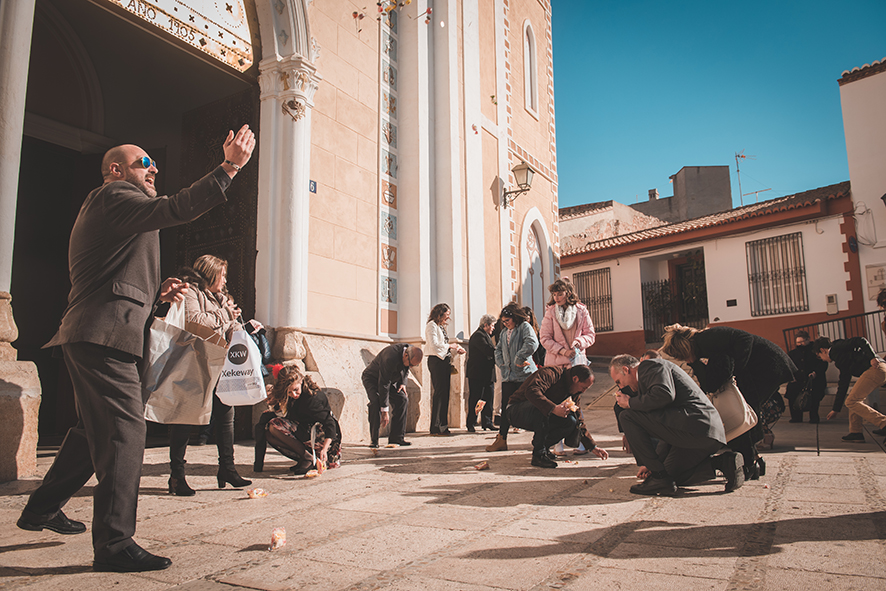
[{"x1": 184, "y1": 287, "x2": 241, "y2": 339}]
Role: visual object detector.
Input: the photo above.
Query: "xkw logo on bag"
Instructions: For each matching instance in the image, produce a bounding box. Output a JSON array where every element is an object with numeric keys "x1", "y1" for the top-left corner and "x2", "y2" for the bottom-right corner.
[{"x1": 228, "y1": 344, "x2": 249, "y2": 365}]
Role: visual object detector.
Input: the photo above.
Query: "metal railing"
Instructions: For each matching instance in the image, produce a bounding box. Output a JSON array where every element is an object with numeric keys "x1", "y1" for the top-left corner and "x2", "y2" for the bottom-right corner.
[
  {"x1": 641, "y1": 278, "x2": 708, "y2": 343},
  {"x1": 574, "y1": 268, "x2": 614, "y2": 332},
  {"x1": 782, "y1": 309, "x2": 886, "y2": 353}
]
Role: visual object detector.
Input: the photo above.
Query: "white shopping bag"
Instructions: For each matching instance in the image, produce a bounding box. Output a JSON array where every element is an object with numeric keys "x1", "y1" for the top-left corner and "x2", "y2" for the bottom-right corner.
[
  {"x1": 143, "y1": 301, "x2": 226, "y2": 425},
  {"x1": 215, "y1": 329, "x2": 268, "y2": 406}
]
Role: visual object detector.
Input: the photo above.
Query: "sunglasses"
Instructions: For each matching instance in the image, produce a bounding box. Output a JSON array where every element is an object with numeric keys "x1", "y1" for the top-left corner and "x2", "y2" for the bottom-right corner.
[{"x1": 137, "y1": 156, "x2": 157, "y2": 169}]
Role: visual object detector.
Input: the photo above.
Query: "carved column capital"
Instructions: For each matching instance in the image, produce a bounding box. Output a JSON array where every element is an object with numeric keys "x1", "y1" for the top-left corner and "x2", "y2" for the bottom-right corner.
[{"x1": 258, "y1": 54, "x2": 322, "y2": 106}]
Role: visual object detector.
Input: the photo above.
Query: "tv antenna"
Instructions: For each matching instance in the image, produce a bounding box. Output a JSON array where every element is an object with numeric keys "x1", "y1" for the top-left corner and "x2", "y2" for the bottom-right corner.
[{"x1": 735, "y1": 151, "x2": 771, "y2": 206}]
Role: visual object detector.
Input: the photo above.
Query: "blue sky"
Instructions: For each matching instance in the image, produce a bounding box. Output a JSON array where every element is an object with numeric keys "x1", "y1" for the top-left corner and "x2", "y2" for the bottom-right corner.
[{"x1": 551, "y1": 0, "x2": 886, "y2": 209}]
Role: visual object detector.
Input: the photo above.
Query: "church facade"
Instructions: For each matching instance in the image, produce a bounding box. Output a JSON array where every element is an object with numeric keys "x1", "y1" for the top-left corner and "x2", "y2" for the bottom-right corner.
[{"x1": 0, "y1": 0, "x2": 561, "y2": 478}]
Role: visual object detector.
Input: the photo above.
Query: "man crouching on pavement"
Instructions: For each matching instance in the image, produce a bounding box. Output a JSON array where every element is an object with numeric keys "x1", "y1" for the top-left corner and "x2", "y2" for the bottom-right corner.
[
  {"x1": 610, "y1": 354, "x2": 744, "y2": 496},
  {"x1": 505, "y1": 365, "x2": 609, "y2": 468}
]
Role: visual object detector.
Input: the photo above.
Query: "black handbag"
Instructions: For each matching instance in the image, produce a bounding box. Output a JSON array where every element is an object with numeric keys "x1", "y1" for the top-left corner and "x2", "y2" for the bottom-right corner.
[
  {"x1": 792, "y1": 376, "x2": 814, "y2": 412},
  {"x1": 240, "y1": 316, "x2": 272, "y2": 380}
]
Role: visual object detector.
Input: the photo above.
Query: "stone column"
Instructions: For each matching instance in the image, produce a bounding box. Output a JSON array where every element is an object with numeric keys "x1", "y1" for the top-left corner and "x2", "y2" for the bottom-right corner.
[
  {"x1": 0, "y1": 0, "x2": 36, "y2": 291},
  {"x1": 0, "y1": 0, "x2": 40, "y2": 482},
  {"x1": 254, "y1": 54, "x2": 320, "y2": 359}
]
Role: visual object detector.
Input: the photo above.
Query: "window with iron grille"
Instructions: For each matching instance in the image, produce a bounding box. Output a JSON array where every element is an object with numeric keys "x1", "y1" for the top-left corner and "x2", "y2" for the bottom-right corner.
[
  {"x1": 746, "y1": 232, "x2": 809, "y2": 317},
  {"x1": 573, "y1": 268, "x2": 614, "y2": 332}
]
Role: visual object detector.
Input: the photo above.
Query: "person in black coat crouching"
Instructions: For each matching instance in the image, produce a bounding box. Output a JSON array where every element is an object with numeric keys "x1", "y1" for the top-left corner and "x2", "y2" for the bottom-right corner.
[
  {"x1": 254, "y1": 365, "x2": 342, "y2": 474},
  {"x1": 662, "y1": 324, "x2": 797, "y2": 480}
]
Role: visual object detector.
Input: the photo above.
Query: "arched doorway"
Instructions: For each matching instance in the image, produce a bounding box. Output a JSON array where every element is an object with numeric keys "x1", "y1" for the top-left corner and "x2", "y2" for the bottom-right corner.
[
  {"x1": 520, "y1": 208, "x2": 554, "y2": 325},
  {"x1": 524, "y1": 226, "x2": 545, "y2": 319},
  {"x1": 12, "y1": 0, "x2": 259, "y2": 438}
]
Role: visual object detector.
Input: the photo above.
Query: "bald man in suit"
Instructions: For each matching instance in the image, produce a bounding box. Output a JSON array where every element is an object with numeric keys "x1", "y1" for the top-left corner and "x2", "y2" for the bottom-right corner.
[{"x1": 16, "y1": 126, "x2": 255, "y2": 572}]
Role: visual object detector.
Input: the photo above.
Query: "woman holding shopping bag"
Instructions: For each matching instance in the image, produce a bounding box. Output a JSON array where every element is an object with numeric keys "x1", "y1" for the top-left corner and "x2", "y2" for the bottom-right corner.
[{"x1": 167, "y1": 254, "x2": 254, "y2": 495}]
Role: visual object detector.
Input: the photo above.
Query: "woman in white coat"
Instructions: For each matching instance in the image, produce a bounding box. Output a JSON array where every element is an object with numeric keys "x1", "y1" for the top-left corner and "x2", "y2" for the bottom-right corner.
[
  {"x1": 425, "y1": 303, "x2": 465, "y2": 435},
  {"x1": 540, "y1": 278, "x2": 596, "y2": 455}
]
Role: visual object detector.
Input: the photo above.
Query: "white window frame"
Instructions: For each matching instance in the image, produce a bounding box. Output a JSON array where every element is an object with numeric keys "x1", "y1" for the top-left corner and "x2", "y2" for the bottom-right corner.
[{"x1": 523, "y1": 21, "x2": 538, "y2": 117}]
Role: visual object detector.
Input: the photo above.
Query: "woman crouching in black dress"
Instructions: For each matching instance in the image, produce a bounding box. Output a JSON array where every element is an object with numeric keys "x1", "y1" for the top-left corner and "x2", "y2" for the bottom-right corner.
[{"x1": 254, "y1": 365, "x2": 342, "y2": 474}]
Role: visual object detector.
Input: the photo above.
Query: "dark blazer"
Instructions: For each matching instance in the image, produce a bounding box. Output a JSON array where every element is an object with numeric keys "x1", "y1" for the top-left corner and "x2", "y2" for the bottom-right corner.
[
  {"x1": 508, "y1": 366, "x2": 598, "y2": 449},
  {"x1": 828, "y1": 337, "x2": 878, "y2": 411},
  {"x1": 689, "y1": 326, "x2": 797, "y2": 408},
  {"x1": 45, "y1": 169, "x2": 230, "y2": 357},
  {"x1": 466, "y1": 328, "x2": 495, "y2": 383},
  {"x1": 632, "y1": 358, "x2": 726, "y2": 444},
  {"x1": 361, "y1": 343, "x2": 410, "y2": 407}
]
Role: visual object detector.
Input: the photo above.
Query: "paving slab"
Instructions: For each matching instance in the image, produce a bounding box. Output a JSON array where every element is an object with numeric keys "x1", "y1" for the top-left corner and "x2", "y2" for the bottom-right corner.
[{"x1": 2, "y1": 401, "x2": 886, "y2": 591}]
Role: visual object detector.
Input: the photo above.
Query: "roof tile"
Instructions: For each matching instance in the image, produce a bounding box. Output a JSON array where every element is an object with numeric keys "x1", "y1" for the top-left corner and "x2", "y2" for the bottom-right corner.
[{"x1": 561, "y1": 181, "x2": 851, "y2": 256}]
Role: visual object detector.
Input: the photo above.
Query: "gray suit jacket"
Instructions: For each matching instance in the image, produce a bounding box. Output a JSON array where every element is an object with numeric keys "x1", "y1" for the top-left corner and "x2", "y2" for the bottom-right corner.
[
  {"x1": 633, "y1": 358, "x2": 726, "y2": 444},
  {"x1": 45, "y1": 168, "x2": 231, "y2": 357}
]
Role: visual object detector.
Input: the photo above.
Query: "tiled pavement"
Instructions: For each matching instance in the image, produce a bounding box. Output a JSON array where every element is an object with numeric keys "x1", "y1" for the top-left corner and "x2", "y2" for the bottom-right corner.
[{"x1": 1, "y1": 385, "x2": 885, "y2": 591}]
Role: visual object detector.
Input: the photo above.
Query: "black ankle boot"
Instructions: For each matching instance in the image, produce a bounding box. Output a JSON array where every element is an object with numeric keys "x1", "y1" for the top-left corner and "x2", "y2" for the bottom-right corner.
[
  {"x1": 168, "y1": 477, "x2": 195, "y2": 496},
  {"x1": 217, "y1": 467, "x2": 252, "y2": 488}
]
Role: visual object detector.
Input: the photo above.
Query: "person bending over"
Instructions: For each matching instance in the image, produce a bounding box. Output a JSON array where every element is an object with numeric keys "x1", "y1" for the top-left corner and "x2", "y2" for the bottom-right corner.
[
  {"x1": 504, "y1": 365, "x2": 609, "y2": 468},
  {"x1": 610, "y1": 354, "x2": 743, "y2": 496}
]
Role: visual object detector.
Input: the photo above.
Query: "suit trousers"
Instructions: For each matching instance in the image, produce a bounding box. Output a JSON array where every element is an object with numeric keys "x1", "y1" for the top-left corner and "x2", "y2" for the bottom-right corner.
[
  {"x1": 845, "y1": 362, "x2": 886, "y2": 433},
  {"x1": 428, "y1": 355, "x2": 451, "y2": 433},
  {"x1": 506, "y1": 400, "x2": 577, "y2": 454},
  {"x1": 23, "y1": 342, "x2": 145, "y2": 559},
  {"x1": 619, "y1": 408, "x2": 723, "y2": 484},
  {"x1": 364, "y1": 377, "x2": 408, "y2": 444},
  {"x1": 467, "y1": 378, "x2": 494, "y2": 428}
]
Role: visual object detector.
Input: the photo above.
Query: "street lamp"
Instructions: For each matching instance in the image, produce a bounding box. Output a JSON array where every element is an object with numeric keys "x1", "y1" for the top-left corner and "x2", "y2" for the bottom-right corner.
[{"x1": 502, "y1": 161, "x2": 535, "y2": 207}]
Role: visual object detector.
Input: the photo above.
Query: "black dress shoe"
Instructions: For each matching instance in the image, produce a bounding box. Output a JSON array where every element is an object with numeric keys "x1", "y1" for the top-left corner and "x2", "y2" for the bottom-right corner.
[
  {"x1": 17, "y1": 509, "x2": 86, "y2": 535},
  {"x1": 531, "y1": 453, "x2": 557, "y2": 468},
  {"x1": 542, "y1": 449, "x2": 559, "y2": 463},
  {"x1": 872, "y1": 427, "x2": 886, "y2": 436},
  {"x1": 630, "y1": 476, "x2": 677, "y2": 496},
  {"x1": 466, "y1": 425, "x2": 476, "y2": 433},
  {"x1": 717, "y1": 451, "x2": 745, "y2": 492},
  {"x1": 369, "y1": 441, "x2": 379, "y2": 449},
  {"x1": 842, "y1": 432, "x2": 866, "y2": 442},
  {"x1": 390, "y1": 439, "x2": 412, "y2": 446},
  {"x1": 93, "y1": 543, "x2": 171, "y2": 573},
  {"x1": 168, "y1": 477, "x2": 196, "y2": 497}
]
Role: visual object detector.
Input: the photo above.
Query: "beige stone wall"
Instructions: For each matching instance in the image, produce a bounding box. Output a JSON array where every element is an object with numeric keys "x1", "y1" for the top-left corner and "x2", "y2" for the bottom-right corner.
[
  {"x1": 307, "y1": 2, "x2": 380, "y2": 336},
  {"x1": 482, "y1": 128, "x2": 503, "y2": 315},
  {"x1": 479, "y1": 0, "x2": 499, "y2": 123},
  {"x1": 509, "y1": 0, "x2": 554, "y2": 165},
  {"x1": 301, "y1": 0, "x2": 557, "y2": 335}
]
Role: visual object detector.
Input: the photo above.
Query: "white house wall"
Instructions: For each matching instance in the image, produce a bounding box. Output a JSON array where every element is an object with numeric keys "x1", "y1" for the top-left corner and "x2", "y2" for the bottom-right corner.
[
  {"x1": 566, "y1": 217, "x2": 851, "y2": 336},
  {"x1": 566, "y1": 257, "x2": 644, "y2": 334},
  {"x1": 840, "y1": 66, "x2": 886, "y2": 311},
  {"x1": 702, "y1": 219, "x2": 851, "y2": 323}
]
